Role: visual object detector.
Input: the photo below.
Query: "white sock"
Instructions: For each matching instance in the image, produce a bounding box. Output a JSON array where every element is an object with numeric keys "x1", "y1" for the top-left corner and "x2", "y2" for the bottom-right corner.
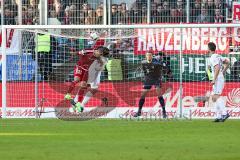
[
  {"x1": 215, "y1": 102, "x2": 222, "y2": 119},
  {"x1": 216, "y1": 98, "x2": 227, "y2": 116},
  {"x1": 81, "y1": 91, "x2": 93, "y2": 107},
  {"x1": 74, "y1": 95, "x2": 78, "y2": 103}
]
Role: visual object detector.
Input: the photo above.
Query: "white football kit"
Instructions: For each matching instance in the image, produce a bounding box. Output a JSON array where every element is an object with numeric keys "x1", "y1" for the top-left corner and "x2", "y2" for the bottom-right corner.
[
  {"x1": 208, "y1": 54, "x2": 226, "y2": 95},
  {"x1": 208, "y1": 53, "x2": 228, "y2": 119},
  {"x1": 87, "y1": 57, "x2": 108, "y2": 89}
]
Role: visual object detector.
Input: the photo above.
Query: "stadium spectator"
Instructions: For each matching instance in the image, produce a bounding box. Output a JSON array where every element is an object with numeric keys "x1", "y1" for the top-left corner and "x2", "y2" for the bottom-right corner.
[
  {"x1": 119, "y1": 3, "x2": 129, "y2": 24},
  {"x1": 215, "y1": 0, "x2": 225, "y2": 21},
  {"x1": 0, "y1": 1, "x2": 236, "y2": 25},
  {"x1": 129, "y1": 4, "x2": 141, "y2": 24},
  {"x1": 4, "y1": 6, "x2": 15, "y2": 25},
  {"x1": 190, "y1": 0, "x2": 201, "y2": 22},
  {"x1": 151, "y1": 2, "x2": 159, "y2": 23},
  {"x1": 159, "y1": 1, "x2": 171, "y2": 23},
  {"x1": 21, "y1": 6, "x2": 28, "y2": 24},
  {"x1": 214, "y1": 8, "x2": 224, "y2": 23},
  {"x1": 82, "y1": 3, "x2": 90, "y2": 23},
  {"x1": 64, "y1": 6, "x2": 70, "y2": 24},
  {"x1": 170, "y1": 8, "x2": 178, "y2": 23},
  {"x1": 53, "y1": 0, "x2": 64, "y2": 23},
  {"x1": 140, "y1": 4, "x2": 148, "y2": 23},
  {"x1": 121, "y1": 3, "x2": 127, "y2": 13},
  {"x1": 111, "y1": 4, "x2": 118, "y2": 24},
  {"x1": 201, "y1": 0, "x2": 208, "y2": 8},
  {"x1": 207, "y1": 0, "x2": 216, "y2": 22},
  {"x1": 156, "y1": 3, "x2": 163, "y2": 23},
  {"x1": 68, "y1": 4, "x2": 80, "y2": 24},
  {"x1": 27, "y1": 7, "x2": 38, "y2": 24},
  {"x1": 177, "y1": 0, "x2": 184, "y2": 8},
  {"x1": 215, "y1": 0, "x2": 225, "y2": 10},
  {"x1": 176, "y1": 2, "x2": 187, "y2": 23},
  {"x1": 29, "y1": 0, "x2": 39, "y2": 22},
  {"x1": 85, "y1": 10, "x2": 96, "y2": 25},
  {"x1": 196, "y1": 7, "x2": 210, "y2": 23},
  {"x1": 96, "y1": 6, "x2": 103, "y2": 24}
]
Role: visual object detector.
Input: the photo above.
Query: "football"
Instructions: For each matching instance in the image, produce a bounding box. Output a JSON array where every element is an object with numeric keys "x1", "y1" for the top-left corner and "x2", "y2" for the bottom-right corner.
[{"x1": 90, "y1": 32, "x2": 99, "y2": 40}]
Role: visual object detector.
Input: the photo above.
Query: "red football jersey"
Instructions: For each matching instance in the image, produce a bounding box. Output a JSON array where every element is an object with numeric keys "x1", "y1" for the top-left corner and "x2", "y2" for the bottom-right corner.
[
  {"x1": 77, "y1": 39, "x2": 105, "y2": 70},
  {"x1": 77, "y1": 52, "x2": 96, "y2": 70}
]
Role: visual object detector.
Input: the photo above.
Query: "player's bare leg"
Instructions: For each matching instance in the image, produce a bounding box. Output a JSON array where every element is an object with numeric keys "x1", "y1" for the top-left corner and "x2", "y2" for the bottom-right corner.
[
  {"x1": 156, "y1": 87, "x2": 167, "y2": 119},
  {"x1": 81, "y1": 88, "x2": 98, "y2": 108},
  {"x1": 134, "y1": 89, "x2": 149, "y2": 117}
]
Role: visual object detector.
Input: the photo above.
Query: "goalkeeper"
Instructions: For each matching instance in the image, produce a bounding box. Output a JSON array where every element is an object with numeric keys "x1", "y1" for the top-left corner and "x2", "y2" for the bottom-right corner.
[
  {"x1": 64, "y1": 38, "x2": 109, "y2": 112},
  {"x1": 134, "y1": 52, "x2": 170, "y2": 118}
]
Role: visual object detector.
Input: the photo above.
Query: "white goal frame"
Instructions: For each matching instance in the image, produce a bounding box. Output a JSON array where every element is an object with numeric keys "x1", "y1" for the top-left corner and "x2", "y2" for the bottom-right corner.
[{"x1": 2, "y1": 23, "x2": 240, "y2": 118}]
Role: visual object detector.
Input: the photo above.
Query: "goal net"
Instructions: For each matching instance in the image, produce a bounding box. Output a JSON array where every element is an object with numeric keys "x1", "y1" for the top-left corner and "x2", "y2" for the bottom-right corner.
[{"x1": 1, "y1": 24, "x2": 240, "y2": 119}]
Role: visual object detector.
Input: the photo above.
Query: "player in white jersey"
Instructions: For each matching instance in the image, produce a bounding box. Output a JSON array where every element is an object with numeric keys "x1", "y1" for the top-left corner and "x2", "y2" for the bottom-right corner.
[
  {"x1": 74, "y1": 55, "x2": 108, "y2": 112},
  {"x1": 207, "y1": 42, "x2": 230, "y2": 122},
  {"x1": 87, "y1": 56, "x2": 108, "y2": 89}
]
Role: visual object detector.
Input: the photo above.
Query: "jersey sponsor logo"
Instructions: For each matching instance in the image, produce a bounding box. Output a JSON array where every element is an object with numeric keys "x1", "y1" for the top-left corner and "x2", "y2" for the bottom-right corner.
[{"x1": 75, "y1": 67, "x2": 82, "y2": 74}]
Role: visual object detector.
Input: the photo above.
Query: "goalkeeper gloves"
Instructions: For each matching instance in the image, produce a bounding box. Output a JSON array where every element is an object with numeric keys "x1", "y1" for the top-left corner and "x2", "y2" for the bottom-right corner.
[{"x1": 64, "y1": 93, "x2": 72, "y2": 100}]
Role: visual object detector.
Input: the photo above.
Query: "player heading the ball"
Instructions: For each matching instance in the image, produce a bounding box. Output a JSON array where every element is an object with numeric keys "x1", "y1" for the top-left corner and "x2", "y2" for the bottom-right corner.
[{"x1": 64, "y1": 40, "x2": 109, "y2": 112}]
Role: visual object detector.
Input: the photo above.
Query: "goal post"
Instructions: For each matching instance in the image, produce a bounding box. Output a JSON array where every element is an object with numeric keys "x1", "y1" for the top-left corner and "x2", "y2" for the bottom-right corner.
[{"x1": 1, "y1": 24, "x2": 240, "y2": 119}]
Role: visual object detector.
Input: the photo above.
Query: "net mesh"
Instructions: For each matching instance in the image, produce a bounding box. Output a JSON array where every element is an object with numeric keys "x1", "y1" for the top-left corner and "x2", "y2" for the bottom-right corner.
[{"x1": 2, "y1": 26, "x2": 240, "y2": 118}]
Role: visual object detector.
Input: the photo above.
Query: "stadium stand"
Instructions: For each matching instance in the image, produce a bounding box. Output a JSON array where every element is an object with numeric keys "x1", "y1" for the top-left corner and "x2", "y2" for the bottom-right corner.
[{"x1": 0, "y1": 0, "x2": 238, "y2": 25}]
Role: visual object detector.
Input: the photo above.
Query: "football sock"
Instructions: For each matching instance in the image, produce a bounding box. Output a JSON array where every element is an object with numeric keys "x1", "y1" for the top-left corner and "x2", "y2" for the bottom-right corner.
[
  {"x1": 138, "y1": 98, "x2": 145, "y2": 113},
  {"x1": 82, "y1": 91, "x2": 93, "y2": 107},
  {"x1": 216, "y1": 98, "x2": 227, "y2": 116},
  {"x1": 77, "y1": 89, "x2": 85, "y2": 103},
  {"x1": 158, "y1": 96, "x2": 166, "y2": 113},
  {"x1": 67, "y1": 81, "x2": 78, "y2": 93},
  {"x1": 214, "y1": 101, "x2": 222, "y2": 119}
]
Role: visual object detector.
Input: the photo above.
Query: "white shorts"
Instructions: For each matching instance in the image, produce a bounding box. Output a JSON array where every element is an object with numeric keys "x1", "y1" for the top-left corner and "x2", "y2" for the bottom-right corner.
[
  {"x1": 212, "y1": 78, "x2": 224, "y2": 95},
  {"x1": 88, "y1": 81, "x2": 100, "y2": 89},
  {"x1": 87, "y1": 73, "x2": 101, "y2": 89}
]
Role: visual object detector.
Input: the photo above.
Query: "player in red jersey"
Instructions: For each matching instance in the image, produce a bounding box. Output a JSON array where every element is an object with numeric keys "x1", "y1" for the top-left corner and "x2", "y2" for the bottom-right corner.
[{"x1": 64, "y1": 39, "x2": 109, "y2": 112}]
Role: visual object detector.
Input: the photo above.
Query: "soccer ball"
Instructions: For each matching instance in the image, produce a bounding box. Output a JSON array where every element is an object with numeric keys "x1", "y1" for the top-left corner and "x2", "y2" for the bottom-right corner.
[{"x1": 90, "y1": 32, "x2": 99, "y2": 40}]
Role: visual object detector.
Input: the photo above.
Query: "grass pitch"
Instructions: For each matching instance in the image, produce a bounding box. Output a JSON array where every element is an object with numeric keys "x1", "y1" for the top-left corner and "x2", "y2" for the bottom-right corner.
[{"x1": 0, "y1": 119, "x2": 240, "y2": 160}]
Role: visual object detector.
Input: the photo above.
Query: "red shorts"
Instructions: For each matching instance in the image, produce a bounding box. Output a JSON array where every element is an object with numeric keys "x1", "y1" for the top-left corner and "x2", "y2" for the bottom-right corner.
[{"x1": 74, "y1": 65, "x2": 88, "y2": 81}]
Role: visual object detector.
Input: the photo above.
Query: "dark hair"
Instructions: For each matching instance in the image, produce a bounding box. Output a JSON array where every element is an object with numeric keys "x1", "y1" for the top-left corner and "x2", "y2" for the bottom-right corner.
[
  {"x1": 158, "y1": 51, "x2": 165, "y2": 57},
  {"x1": 208, "y1": 42, "x2": 216, "y2": 52},
  {"x1": 97, "y1": 46, "x2": 109, "y2": 56}
]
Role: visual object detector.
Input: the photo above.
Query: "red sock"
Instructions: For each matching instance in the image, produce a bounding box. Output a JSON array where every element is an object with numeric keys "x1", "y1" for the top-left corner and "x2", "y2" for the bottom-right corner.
[
  {"x1": 77, "y1": 89, "x2": 85, "y2": 102},
  {"x1": 67, "y1": 81, "x2": 78, "y2": 93}
]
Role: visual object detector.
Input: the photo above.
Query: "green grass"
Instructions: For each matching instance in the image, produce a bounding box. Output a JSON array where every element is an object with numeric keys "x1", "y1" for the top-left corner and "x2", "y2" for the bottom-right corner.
[{"x1": 0, "y1": 119, "x2": 240, "y2": 160}]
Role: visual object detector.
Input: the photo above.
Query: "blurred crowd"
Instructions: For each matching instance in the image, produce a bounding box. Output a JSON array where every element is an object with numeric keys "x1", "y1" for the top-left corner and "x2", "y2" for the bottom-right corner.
[{"x1": 0, "y1": 0, "x2": 238, "y2": 25}]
